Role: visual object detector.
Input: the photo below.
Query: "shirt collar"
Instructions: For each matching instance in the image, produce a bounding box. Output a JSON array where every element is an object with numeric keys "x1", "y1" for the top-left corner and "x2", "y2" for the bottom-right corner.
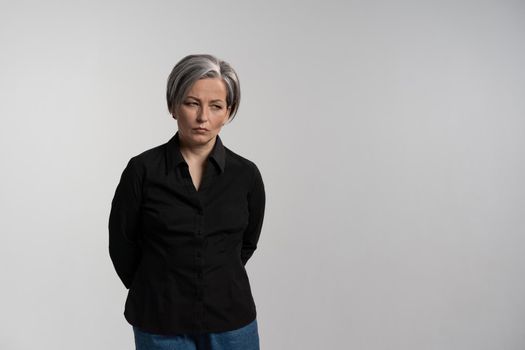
[{"x1": 166, "y1": 130, "x2": 226, "y2": 174}]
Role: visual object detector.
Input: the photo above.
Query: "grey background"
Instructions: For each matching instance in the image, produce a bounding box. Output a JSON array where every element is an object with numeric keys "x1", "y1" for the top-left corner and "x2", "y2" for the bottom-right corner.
[{"x1": 1, "y1": 0, "x2": 524, "y2": 349}]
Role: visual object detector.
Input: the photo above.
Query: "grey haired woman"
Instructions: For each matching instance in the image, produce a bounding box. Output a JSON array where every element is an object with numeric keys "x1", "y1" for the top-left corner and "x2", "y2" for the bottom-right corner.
[{"x1": 109, "y1": 54, "x2": 266, "y2": 350}]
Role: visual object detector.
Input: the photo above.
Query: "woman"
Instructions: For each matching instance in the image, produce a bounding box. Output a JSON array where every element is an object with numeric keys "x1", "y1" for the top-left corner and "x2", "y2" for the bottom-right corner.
[{"x1": 109, "y1": 54, "x2": 266, "y2": 350}]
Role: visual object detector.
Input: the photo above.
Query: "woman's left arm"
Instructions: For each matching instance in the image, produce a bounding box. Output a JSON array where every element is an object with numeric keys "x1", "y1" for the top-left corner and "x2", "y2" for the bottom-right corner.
[{"x1": 241, "y1": 163, "x2": 266, "y2": 266}]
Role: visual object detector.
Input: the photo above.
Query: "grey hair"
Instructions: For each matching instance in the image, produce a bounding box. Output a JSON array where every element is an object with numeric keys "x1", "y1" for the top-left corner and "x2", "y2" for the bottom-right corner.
[{"x1": 166, "y1": 54, "x2": 241, "y2": 122}]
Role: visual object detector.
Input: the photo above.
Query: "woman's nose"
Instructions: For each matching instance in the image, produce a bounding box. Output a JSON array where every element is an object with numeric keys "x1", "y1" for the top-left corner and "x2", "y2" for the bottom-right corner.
[{"x1": 197, "y1": 106, "x2": 209, "y2": 121}]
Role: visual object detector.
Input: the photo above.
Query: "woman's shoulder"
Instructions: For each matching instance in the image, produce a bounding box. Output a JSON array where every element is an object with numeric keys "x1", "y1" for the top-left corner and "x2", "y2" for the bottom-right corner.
[
  {"x1": 224, "y1": 146, "x2": 263, "y2": 185},
  {"x1": 124, "y1": 141, "x2": 169, "y2": 174},
  {"x1": 224, "y1": 145, "x2": 259, "y2": 170}
]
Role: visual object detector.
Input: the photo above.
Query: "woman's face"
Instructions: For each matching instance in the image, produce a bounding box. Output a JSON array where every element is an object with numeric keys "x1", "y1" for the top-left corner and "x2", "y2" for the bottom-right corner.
[{"x1": 174, "y1": 78, "x2": 231, "y2": 148}]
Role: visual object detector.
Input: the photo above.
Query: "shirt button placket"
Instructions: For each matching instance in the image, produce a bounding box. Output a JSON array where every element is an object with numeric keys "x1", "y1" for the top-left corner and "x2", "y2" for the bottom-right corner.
[{"x1": 195, "y1": 208, "x2": 206, "y2": 329}]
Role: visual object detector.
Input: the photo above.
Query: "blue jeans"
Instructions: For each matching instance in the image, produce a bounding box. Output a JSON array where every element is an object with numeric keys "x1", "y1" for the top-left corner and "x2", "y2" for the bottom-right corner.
[{"x1": 132, "y1": 319, "x2": 260, "y2": 350}]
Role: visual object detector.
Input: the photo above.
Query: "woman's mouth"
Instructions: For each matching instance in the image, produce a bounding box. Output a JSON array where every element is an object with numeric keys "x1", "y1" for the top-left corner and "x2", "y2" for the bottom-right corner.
[{"x1": 193, "y1": 127, "x2": 208, "y2": 132}]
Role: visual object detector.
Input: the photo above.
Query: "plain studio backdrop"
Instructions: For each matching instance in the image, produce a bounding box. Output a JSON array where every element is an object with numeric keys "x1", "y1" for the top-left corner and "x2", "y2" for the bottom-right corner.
[{"x1": 1, "y1": 0, "x2": 524, "y2": 349}]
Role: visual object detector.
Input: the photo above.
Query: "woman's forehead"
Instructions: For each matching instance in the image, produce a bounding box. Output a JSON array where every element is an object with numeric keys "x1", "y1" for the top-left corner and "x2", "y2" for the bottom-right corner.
[{"x1": 186, "y1": 78, "x2": 227, "y2": 100}]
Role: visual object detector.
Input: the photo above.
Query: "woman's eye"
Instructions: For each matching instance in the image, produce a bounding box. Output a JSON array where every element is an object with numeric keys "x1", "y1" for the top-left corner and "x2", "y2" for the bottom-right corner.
[
  {"x1": 185, "y1": 102, "x2": 198, "y2": 106},
  {"x1": 212, "y1": 105, "x2": 222, "y2": 110}
]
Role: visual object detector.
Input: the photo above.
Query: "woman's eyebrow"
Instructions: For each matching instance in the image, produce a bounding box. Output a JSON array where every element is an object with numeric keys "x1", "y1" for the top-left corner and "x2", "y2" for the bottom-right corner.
[{"x1": 186, "y1": 95, "x2": 225, "y2": 103}]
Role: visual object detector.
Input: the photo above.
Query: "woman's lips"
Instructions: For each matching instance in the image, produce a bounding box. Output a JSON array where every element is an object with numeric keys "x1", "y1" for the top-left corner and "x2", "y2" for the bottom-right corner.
[{"x1": 193, "y1": 128, "x2": 208, "y2": 132}]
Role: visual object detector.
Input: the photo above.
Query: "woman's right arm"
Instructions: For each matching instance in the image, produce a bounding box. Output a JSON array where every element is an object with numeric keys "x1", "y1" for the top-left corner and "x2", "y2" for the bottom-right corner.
[{"x1": 108, "y1": 157, "x2": 143, "y2": 289}]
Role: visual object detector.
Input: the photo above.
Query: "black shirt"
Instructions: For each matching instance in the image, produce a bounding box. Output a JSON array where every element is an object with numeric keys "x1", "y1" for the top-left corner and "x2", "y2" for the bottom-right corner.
[{"x1": 108, "y1": 131, "x2": 266, "y2": 335}]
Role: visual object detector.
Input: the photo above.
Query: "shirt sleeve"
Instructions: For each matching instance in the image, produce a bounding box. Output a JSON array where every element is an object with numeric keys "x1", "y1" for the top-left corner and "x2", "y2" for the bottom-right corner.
[
  {"x1": 241, "y1": 163, "x2": 266, "y2": 266},
  {"x1": 108, "y1": 157, "x2": 143, "y2": 289}
]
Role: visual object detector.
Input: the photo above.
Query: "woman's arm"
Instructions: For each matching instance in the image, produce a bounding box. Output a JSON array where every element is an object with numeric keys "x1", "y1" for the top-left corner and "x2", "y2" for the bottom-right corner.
[
  {"x1": 108, "y1": 157, "x2": 143, "y2": 289},
  {"x1": 241, "y1": 163, "x2": 266, "y2": 266}
]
